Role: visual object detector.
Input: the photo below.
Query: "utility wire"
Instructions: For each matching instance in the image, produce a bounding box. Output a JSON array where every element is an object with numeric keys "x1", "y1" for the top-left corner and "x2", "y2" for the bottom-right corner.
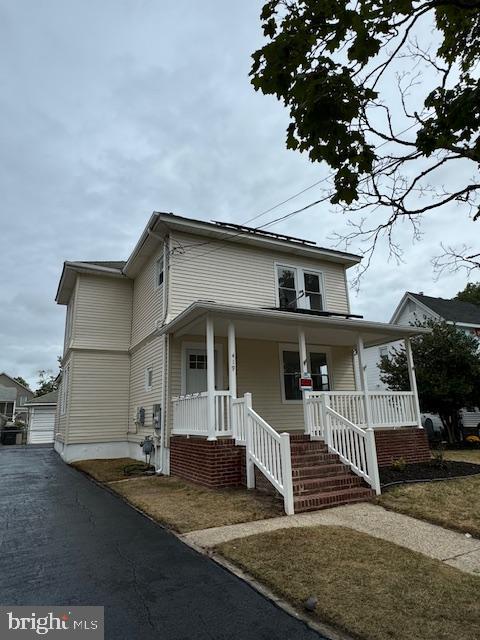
[{"x1": 171, "y1": 121, "x2": 420, "y2": 261}]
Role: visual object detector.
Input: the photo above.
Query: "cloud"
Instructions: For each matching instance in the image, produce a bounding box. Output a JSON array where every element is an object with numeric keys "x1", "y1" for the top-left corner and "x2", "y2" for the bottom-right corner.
[{"x1": 0, "y1": 0, "x2": 476, "y2": 387}]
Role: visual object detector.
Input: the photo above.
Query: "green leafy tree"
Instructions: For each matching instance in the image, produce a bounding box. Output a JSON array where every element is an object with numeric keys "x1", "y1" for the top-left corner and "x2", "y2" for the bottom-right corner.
[
  {"x1": 379, "y1": 321, "x2": 480, "y2": 442},
  {"x1": 251, "y1": 1, "x2": 480, "y2": 276},
  {"x1": 13, "y1": 376, "x2": 30, "y2": 389},
  {"x1": 35, "y1": 370, "x2": 58, "y2": 397},
  {"x1": 456, "y1": 282, "x2": 480, "y2": 305}
]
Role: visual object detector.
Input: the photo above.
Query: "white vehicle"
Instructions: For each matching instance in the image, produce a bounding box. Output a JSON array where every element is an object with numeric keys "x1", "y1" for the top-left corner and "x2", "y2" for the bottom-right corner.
[{"x1": 460, "y1": 407, "x2": 480, "y2": 437}]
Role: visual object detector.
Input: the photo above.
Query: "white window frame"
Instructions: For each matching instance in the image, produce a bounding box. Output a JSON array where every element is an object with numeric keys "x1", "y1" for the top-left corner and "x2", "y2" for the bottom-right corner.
[
  {"x1": 145, "y1": 366, "x2": 153, "y2": 392},
  {"x1": 60, "y1": 363, "x2": 70, "y2": 415},
  {"x1": 278, "y1": 342, "x2": 333, "y2": 404},
  {"x1": 274, "y1": 262, "x2": 327, "y2": 312},
  {"x1": 379, "y1": 346, "x2": 389, "y2": 360},
  {"x1": 64, "y1": 293, "x2": 75, "y2": 350},
  {"x1": 155, "y1": 254, "x2": 164, "y2": 289}
]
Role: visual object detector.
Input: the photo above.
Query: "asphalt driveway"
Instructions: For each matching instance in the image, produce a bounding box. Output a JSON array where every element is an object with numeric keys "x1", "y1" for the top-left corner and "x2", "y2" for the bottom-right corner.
[{"x1": 0, "y1": 447, "x2": 323, "y2": 639}]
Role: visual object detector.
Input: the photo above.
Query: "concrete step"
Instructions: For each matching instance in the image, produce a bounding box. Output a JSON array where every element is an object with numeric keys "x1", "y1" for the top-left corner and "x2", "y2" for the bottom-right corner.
[
  {"x1": 293, "y1": 474, "x2": 364, "y2": 496},
  {"x1": 294, "y1": 486, "x2": 374, "y2": 513}
]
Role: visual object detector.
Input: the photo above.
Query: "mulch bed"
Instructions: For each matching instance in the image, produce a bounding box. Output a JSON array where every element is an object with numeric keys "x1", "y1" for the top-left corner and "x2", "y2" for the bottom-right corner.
[{"x1": 380, "y1": 461, "x2": 480, "y2": 486}]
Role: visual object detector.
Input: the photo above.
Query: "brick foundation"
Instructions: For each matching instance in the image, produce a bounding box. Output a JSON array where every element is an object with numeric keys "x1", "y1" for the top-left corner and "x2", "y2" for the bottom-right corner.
[
  {"x1": 170, "y1": 436, "x2": 245, "y2": 488},
  {"x1": 374, "y1": 428, "x2": 431, "y2": 467}
]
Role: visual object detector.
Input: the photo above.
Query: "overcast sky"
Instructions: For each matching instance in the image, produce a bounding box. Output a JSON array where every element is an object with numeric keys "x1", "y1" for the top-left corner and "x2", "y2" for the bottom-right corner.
[{"x1": 0, "y1": 0, "x2": 477, "y2": 388}]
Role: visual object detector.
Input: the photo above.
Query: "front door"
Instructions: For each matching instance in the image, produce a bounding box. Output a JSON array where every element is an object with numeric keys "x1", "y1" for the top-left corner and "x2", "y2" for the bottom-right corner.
[{"x1": 185, "y1": 348, "x2": 220, "y2": 394}]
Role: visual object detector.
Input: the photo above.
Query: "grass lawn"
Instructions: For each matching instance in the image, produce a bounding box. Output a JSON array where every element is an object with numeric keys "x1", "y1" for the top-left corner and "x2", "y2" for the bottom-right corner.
[
  {"x1": 217, "y1": 526, "x2": 480, "y2": 640},
  {"x1": 377, "y1": 475, "x2": 480, "y2": 537},
  {"x1": 444, "y1": 449, "x2": 480, "y2": 465},
  {"x1": 71, "y1": 458, "x2": 148, "y2": 483},
  {"x1": 71, "y1": 459, "x2": 282, "y2": 533}
]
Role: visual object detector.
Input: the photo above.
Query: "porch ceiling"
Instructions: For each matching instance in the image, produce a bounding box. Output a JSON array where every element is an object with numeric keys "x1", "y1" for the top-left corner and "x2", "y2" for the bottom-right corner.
[{"x1": 162, "y1": 302, "x2": 430, "y2": 348}]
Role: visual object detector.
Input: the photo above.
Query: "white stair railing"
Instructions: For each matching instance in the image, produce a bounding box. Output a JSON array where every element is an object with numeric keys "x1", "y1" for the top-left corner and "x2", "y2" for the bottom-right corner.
[
  {"x1": 240, "y1": 393, "x2": 294, "y2": 515},
  {"x1": 325, "y1": 406, "x2": 380, "y2": 494},
  {"x1": 231, "y1": 397, "x2": 247, "y2": 444}
]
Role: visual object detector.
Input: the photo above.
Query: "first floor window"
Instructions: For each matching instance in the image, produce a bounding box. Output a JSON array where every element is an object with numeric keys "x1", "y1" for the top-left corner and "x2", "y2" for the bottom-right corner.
[
  {"x1": 0, "y1": 402, "x2": 14, "y2": 419},
  {"x1": 145, "y1": 367, "x2": 153, "y2": 391},
  {"x1": 281, "y1": 349, "x2": 330, "y2": 400},
  {"x1": 60, "y1": 364, "x2": 70, "y2": 415}
]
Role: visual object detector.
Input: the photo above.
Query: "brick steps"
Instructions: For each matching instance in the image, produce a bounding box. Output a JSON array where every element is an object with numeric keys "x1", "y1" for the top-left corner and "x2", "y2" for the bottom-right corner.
[{"x1": 290, "y1": 434, "x2": 374, "y2": 513}]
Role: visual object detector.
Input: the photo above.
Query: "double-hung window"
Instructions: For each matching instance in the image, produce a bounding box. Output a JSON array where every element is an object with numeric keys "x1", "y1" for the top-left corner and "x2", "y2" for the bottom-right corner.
[
  {"x1": 60, "y1": 363, "x2": 70, "y2": 415},
  {"x1": 280, "y1": 348, "x2": 330, "y2": 401},
  {"x1": 145, "y1": 367, "x2": 153, "y2": 392},
  {"x1": 276, "y1": 265, "x2": 324, "y2": 312},
  {"x1": 155, "y1": 255, "x2": 164, "y2": 288}
]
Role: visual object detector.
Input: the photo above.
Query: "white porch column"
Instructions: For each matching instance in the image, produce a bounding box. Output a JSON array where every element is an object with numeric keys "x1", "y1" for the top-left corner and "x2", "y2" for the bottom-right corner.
[
  {"x1": 206, "y1": 315, "x2": 216, "y2": 440},
  {"x1": 356, "y1": 335, "x2": 373, "y2": 427},
  {"x1": 405, "y1": 337, "x2": 423, "y2": 428},
  {"x1": 298, "y1": 329, "x2": 308, "y2": 375},
  {"x1": 298, "y1": 329, "x2": 309, "y2": 433},
  {"x1": 228, "y1": 322, "x2": 237, "y2": 399}
]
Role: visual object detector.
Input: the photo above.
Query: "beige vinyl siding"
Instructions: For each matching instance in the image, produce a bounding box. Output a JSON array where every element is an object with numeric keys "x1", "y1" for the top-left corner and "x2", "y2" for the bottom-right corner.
[
  {"x1": 73, "y1": 275, "x2": 132, "y2": 351},
  {"x1": 167, "y1": 336, "x2": 356, "y2": 435},
  {"x1": 131, "y1": 246, "x2": 165, "y2": 348},
  {"x1": 168, "y1": 231, "x2": 350, "y2": 318},
  {"x1": 67, "y1": 351, "x2": 130, "y2": 444},
  {"x1": 127, "y1": 337, "x2": 164, "y2": 444}
]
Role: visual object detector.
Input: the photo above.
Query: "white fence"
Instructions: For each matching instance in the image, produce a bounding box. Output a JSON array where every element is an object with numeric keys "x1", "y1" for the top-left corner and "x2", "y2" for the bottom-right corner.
[{"x1": 172, "y1": 391, "x2": 233, "y2": 437}]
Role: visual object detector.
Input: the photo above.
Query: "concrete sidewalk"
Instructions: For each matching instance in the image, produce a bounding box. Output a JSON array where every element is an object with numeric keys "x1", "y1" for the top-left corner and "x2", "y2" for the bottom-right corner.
[{"x1": 182, "y1": 502, "x2": 480, "y2": 575}]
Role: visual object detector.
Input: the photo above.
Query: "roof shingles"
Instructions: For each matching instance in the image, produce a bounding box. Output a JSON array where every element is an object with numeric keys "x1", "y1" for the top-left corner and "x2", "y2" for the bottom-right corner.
[{"x1": 409, "y1": 292, "x2": 480, "y2": 325}]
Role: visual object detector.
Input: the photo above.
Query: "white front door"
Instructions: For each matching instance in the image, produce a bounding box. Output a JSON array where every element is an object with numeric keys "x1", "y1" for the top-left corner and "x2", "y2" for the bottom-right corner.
[{"x1": 185, "y1": 348, "x2": 221, "y2": 394}]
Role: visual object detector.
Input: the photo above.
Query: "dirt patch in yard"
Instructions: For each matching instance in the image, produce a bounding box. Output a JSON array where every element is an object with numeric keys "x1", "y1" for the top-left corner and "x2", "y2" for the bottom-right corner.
[
  {"x1": 377, "y1": 475, "x2": 480, "y2": 538},
  {"x1": 380, "y1": 460, "x2": 480, "y2": 485},
  {"x1": 71, "y1": 458, "x2": 152, "y2": 483},
  {"x1": 217, "y1": 526, "x2": 480, "y2": 640},
  {"x1": 111, "y1": 475, "x2": 283, "y2": 533}
]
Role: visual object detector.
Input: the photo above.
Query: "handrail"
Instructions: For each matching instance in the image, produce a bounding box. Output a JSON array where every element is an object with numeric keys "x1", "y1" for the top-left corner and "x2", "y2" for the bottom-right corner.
[
  {"x1": 241, "y1": 393, "x2": 294, "y2": 515},
  {"x1": 172, "y1": 390, "x2": 232, "y2": 437},
  {"x1": 325, "y1": 407, "x2": 380, "y2": 494}
]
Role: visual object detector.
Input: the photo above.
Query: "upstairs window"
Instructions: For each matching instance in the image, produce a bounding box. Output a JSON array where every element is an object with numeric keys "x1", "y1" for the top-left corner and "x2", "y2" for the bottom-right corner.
[
  {"x1": 155, "y1": 255, "x2": 164, "y2": 288},
  {"x1": 276, "y1": 264, "x2": 325, "y2": 312},
  {"x1": 277, "y1": 266, "x2": 297, "y2": 309}
]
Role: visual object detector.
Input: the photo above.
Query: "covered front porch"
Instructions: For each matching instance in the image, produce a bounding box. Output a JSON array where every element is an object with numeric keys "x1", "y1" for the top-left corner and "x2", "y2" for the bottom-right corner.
[{"x1": 163, "y1": 302, "x2": 430, "y2": 514}]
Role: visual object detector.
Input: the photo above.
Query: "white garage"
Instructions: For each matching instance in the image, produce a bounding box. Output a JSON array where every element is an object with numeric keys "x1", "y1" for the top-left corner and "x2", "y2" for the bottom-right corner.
[{"x1": 25, "y1": 390, "x2": 58, "y2": 445}]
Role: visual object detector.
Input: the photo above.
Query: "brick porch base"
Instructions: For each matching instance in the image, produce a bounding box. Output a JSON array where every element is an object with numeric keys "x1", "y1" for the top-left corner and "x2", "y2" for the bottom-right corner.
[
  {"x1": 374, "y1": 427, "x2": 430, "y2": 467},
  {"x1": 170, "y1": 436, "x2": 244, "y2": 488}
]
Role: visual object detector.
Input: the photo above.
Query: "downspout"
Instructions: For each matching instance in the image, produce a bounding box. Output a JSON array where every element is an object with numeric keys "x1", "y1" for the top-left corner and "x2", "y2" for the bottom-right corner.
[{"x1": 151, "y1": 232, "x2": 171, "y2": 473}]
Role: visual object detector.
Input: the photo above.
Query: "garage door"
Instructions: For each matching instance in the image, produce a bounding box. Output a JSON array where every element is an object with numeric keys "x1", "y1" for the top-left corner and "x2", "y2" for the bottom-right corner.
[{"x1": 28, "y1": 408, "x2": 56, "y2": 444}]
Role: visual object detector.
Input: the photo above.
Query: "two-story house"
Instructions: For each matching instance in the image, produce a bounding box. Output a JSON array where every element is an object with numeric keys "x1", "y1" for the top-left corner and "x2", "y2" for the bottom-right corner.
[
  {"x1": 54, "y1": 213, "x2": 430, "y2": 514},
  {"x1": 364, "y1": 291, "x2": 480, "y2": 390},
  {"x1": 0, "y1": 373, "x2": 34, "y2": 423}
]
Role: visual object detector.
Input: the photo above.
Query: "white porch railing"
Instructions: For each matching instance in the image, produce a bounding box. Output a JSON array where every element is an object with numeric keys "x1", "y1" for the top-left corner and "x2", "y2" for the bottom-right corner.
[
  {"x1": 172, "y1": 390, "x2": 233, "y2": 437},
  {"x1": 305, "y1": 390, "x2": 417, "y2": 429},
  {"x1": 324, "y1": 406, "x2": 380, "y2": 494}
]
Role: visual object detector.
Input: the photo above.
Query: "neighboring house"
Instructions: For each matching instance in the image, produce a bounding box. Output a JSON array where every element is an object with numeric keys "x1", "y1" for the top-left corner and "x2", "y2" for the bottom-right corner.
[
  {"x1": 0, "y1": 373, "x2": 34, "y2": 422},
  {"x1": 364, "y1": 291, "x2": 480, "y2": 390},
  {"x1": 25, "y1": 390, "x2": 58, "y2": 444},
  {"x1": 54, "y1": 212, "x2": 430, "y2": 514}
]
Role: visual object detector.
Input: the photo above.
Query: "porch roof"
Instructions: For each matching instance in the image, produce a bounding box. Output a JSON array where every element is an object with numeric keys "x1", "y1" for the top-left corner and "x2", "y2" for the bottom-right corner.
[{"x1": 162, "y1": 302, "x2": 430, "y2": 348}]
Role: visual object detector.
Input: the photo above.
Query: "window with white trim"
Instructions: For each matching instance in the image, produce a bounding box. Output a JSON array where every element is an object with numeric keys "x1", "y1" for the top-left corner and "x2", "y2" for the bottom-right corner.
[
  {"x1": 276, "y1": 265, "x2": 325, "y2": 311},
  {"x1": 60, "y1": 363, "x2": 70, "y2": 415},
  {"x1": 65, "y1": 295, "x2": 74, "y2": 347},
  {"x1": 145, "y1": 367, "x2": 153, "y2": 391},
  {"x1": 379, "y1": 346, "x2": 389, "y2": 360},
  {"x1": 281, "y1": 349, "x2": 330, "y2": 401},
  {"x1": 155, "y1": 255, "x2": 164, "y2": 288}
]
